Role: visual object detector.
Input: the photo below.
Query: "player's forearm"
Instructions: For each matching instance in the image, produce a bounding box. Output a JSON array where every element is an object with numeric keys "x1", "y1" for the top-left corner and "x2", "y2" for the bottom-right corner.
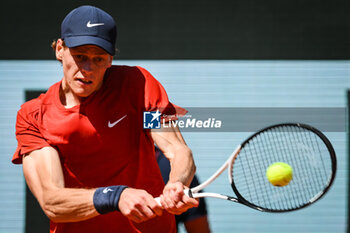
[
  {"x1": 150, "y1": 125, "x2": 196, "y2": 186},
  {"x1": 42, "y1": 187, "x2": 99, "y2": 222},
  {"x1": 168, "y1": 145, "x2": 196, "y2": 186}
]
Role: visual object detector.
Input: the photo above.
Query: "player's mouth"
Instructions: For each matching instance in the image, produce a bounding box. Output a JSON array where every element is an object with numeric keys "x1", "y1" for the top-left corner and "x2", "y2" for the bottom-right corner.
[{"x1": 76, "y1": 78, "x2": 93, "y2": 85}]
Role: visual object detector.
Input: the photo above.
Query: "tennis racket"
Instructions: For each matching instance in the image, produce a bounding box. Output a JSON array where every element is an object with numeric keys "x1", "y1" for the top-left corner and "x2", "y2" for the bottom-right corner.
[{"x1": 156, "y1": 123, "x2": 337, "y2": 212}]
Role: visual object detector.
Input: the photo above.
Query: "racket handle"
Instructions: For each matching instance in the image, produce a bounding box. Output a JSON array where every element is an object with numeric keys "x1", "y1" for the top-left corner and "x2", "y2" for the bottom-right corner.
[
  {"x1": 154, "y1": 189, "x2": 193, "y2": 207},
  {"x1": 185, "y1": 189, "x2": 193, "y2": 198},
  {"x1": 154, "y1": 197, "x2": 161, "y2": 206}
]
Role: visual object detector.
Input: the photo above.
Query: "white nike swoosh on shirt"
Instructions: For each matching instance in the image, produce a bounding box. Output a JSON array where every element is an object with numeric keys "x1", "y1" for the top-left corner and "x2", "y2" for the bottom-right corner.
[
  {"x1": 108, "y1": 115, "x2": 127, "y2": 128},
  {"x1": 87, "y1": 21, "x2": 105, "y2": 27}
]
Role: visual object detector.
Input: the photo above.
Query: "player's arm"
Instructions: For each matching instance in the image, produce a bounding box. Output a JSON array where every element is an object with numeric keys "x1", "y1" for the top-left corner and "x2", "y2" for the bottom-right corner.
[
  {"x1": 23, "y1": 146, "x2": 162, "y2": 223},
  {"x1": 151, "y1": 124, "x2": 198, "y2": 214},
  {"x1": 23, "y1": 146, "x2": 98, "y2": 222}
]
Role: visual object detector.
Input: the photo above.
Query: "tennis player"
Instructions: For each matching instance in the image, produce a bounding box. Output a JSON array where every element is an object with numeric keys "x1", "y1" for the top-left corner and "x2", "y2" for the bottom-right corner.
[{"x1": 12, "y1": 5, "x2": 198, "y2": 233}]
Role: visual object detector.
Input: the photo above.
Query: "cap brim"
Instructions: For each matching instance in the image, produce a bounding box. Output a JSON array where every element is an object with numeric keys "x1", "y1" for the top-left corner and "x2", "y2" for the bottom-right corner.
[{"x1": 64, "y1": 36, "x2": 115, "y2": 55}]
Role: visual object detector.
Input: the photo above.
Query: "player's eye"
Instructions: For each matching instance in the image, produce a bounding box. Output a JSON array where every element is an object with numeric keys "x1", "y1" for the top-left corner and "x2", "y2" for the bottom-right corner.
[
  {"x1": 94, "y1": 57, "x2": 104, "y2": 63},
  {"x1": 74, "y1": 55, "x2": 85, "y2": 61}
]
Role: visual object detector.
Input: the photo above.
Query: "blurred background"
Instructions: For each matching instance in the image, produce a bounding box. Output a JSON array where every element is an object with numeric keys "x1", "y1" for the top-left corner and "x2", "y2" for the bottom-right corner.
[{"x1": 1, "y1": 0, "x2": 350, "y2": 232}]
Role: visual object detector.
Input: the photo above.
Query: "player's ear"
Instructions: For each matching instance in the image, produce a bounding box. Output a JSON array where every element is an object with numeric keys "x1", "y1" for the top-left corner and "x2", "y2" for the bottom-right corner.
[
  {"x1": 55, "y1": 39, "x2": 64, "y2": 61},
  {"x1": 107, "y1": 55, "x2": 113, "y2": 68}
]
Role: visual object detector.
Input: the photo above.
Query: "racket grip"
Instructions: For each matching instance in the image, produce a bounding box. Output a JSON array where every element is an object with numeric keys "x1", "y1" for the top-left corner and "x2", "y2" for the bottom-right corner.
[
  {"x1": 154, "y1": 189, "x2": 193, "y2": 207},
  {"x1": 154, "y1": 197, "x2": 161, "y2": 206},
  {"x1": 184, "y1": 189, "x2": 193, "y2": 198}
]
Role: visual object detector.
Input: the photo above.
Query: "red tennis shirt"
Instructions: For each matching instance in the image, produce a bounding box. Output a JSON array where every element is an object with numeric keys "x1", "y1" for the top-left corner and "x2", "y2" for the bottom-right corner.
[{"x1": 12, "y1": 65, "x2": 186, "y2": 233}]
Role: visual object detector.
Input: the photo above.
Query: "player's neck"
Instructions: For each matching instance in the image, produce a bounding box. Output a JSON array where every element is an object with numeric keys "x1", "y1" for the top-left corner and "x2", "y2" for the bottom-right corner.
[{"x1": 59, "y1": 82, "x2": 86, "y2": 108}]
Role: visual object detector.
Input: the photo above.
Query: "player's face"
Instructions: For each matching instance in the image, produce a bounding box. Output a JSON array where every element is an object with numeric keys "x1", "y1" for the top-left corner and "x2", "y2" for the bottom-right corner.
[{"x1": 56, "y1": 39, "x2": 112, "y2": 101}]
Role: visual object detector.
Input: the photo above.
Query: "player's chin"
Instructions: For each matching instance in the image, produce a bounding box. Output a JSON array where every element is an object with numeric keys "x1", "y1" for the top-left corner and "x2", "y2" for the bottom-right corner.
[{"x1": 74, "y1": 88, "x2": 95, "y2": 98}]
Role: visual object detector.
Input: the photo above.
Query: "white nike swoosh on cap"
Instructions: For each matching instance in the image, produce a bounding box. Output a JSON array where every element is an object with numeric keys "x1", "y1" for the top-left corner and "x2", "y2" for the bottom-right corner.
[
  {"x1": 108, "y1": 115, "x2": 127, "y2": 128},
  {"x1": 87, "y1": 21, "x2": 105, "y2": 27}
]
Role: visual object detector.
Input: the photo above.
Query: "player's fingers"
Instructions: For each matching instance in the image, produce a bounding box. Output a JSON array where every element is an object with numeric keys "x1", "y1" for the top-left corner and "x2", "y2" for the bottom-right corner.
[
  {"x1": 181, "y1": 194, "x2": 199, "y2": 207},
  {"x1": 165, "y1": 195, "x2": 198, "y2": 215},
  {"x1": 160, "y1": 193, "x2": 176, "y2": 210},
  {"x1": 125, "y1": 208, "x2": 145, "y2": 223},
  {"x1": 134, "y1": 193, "x2": 164, "y2": 220},
  {"x1": 160, "y1": 196, "x2": 188, "y2": 215},
  {"x1": 137, "y1": 204, "x2": 158, "y2": 220},
  {"x1": 148, "y1": 200, "x2": 163, "y2": 216},
  {"x1": 163, "y1": 182, "x2": 184, "y2": 201},
  {"x1": 170, "y1": 182, "x2": 185, "y2": 202},
  {"x1": 121, "y1": 189, "x2": 162, "y2": 222},
  {"x1": 171, "y1": 200, "x2": 194, "y2": 214}
]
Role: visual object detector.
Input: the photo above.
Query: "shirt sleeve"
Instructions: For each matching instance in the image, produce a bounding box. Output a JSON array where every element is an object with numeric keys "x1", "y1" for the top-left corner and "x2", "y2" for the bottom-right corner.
[
  {"x1": 137, "y1": 66, "x2": 187, "y2": 122},
  {"x1": 12, "y1": 103, "x2": 50, "y2": 164}
]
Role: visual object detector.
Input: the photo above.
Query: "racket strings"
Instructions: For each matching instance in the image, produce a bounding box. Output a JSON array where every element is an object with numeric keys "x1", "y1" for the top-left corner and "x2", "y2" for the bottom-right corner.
[
  {"x1": 231, "y1": 125, "x2": 333, "y2": 211},
  {"x1": 308, "y1": 132, "x2": 329, "y2": 182},
  {"x1": 259, "y1": 134, "x2": 286, "y2": 210},
  {"x1": 296, "y1": 128, "x2": 327, "y2": 196},
  {"x1": 268, "y1": 128, "x2": 296, "y2": 210},
  {"x1": 238, "y1": 148, "x2": 255, "y2": 202},
  {"x1": 301, "y1": 128, "x2": 330, "y2": 191},
  {"x1": 262, "y1": 127, "x2": 301, "y2": 210},
  {"x1": 253, "y1": 133, "x2": 282, "y2": 210},
  {"x1": 235, "y1": 136, "x2": 285, "y2": 209},
  {"x1": 281, "y1": 126, "x2": 318, "y2": 208},
  {"x1": 245, "y1": 141, "x2": 270, "y2": 206}
]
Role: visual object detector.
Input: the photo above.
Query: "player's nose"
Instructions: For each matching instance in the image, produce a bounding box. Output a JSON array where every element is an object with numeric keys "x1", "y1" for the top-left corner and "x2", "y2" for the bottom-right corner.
[{"x1": 80, "y1": 59, "x2": 94, "y2": 73}]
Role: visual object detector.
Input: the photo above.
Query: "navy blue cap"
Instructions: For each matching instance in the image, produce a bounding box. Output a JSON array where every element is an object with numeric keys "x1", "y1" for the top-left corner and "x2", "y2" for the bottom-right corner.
[{"x1": 61, "y1": 5, "x2": 117, "y2": 55}]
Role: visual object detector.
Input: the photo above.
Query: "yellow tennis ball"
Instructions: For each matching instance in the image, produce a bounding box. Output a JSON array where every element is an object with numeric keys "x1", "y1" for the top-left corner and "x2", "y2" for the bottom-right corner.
[{"x1": 266, "y1": 162, "x2": 293, "y2": 187}]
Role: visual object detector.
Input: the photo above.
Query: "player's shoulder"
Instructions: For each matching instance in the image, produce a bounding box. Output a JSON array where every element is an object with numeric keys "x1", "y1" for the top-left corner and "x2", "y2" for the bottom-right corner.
[
  {"x1": 18, "y1": 82, "x2": 59, "y2": 116},
  {"x1": 108, "y1": 64, "x2": 149, "y2": 72},
  {"x1": 16, "y1": 96, "x2": 43, "y2": 125},
  {"x1": 19, "y1": 94, "x2": 44, "y2": 116},
  {"x1": 107, "y1": 65, "x2": 155, "y2": 80},
  {"x1": 105, "y1": 65, "x2": 158, "y2": 92}
]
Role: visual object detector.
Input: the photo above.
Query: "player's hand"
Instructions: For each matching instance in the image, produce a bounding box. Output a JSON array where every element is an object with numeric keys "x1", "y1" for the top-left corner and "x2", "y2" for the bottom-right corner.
[
  {"x1": 160, "y1": 181, "x2": 199, "y2": 215},
  {"x1": 118, "y1": 188, "x2": 163, "y2": 223}
]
